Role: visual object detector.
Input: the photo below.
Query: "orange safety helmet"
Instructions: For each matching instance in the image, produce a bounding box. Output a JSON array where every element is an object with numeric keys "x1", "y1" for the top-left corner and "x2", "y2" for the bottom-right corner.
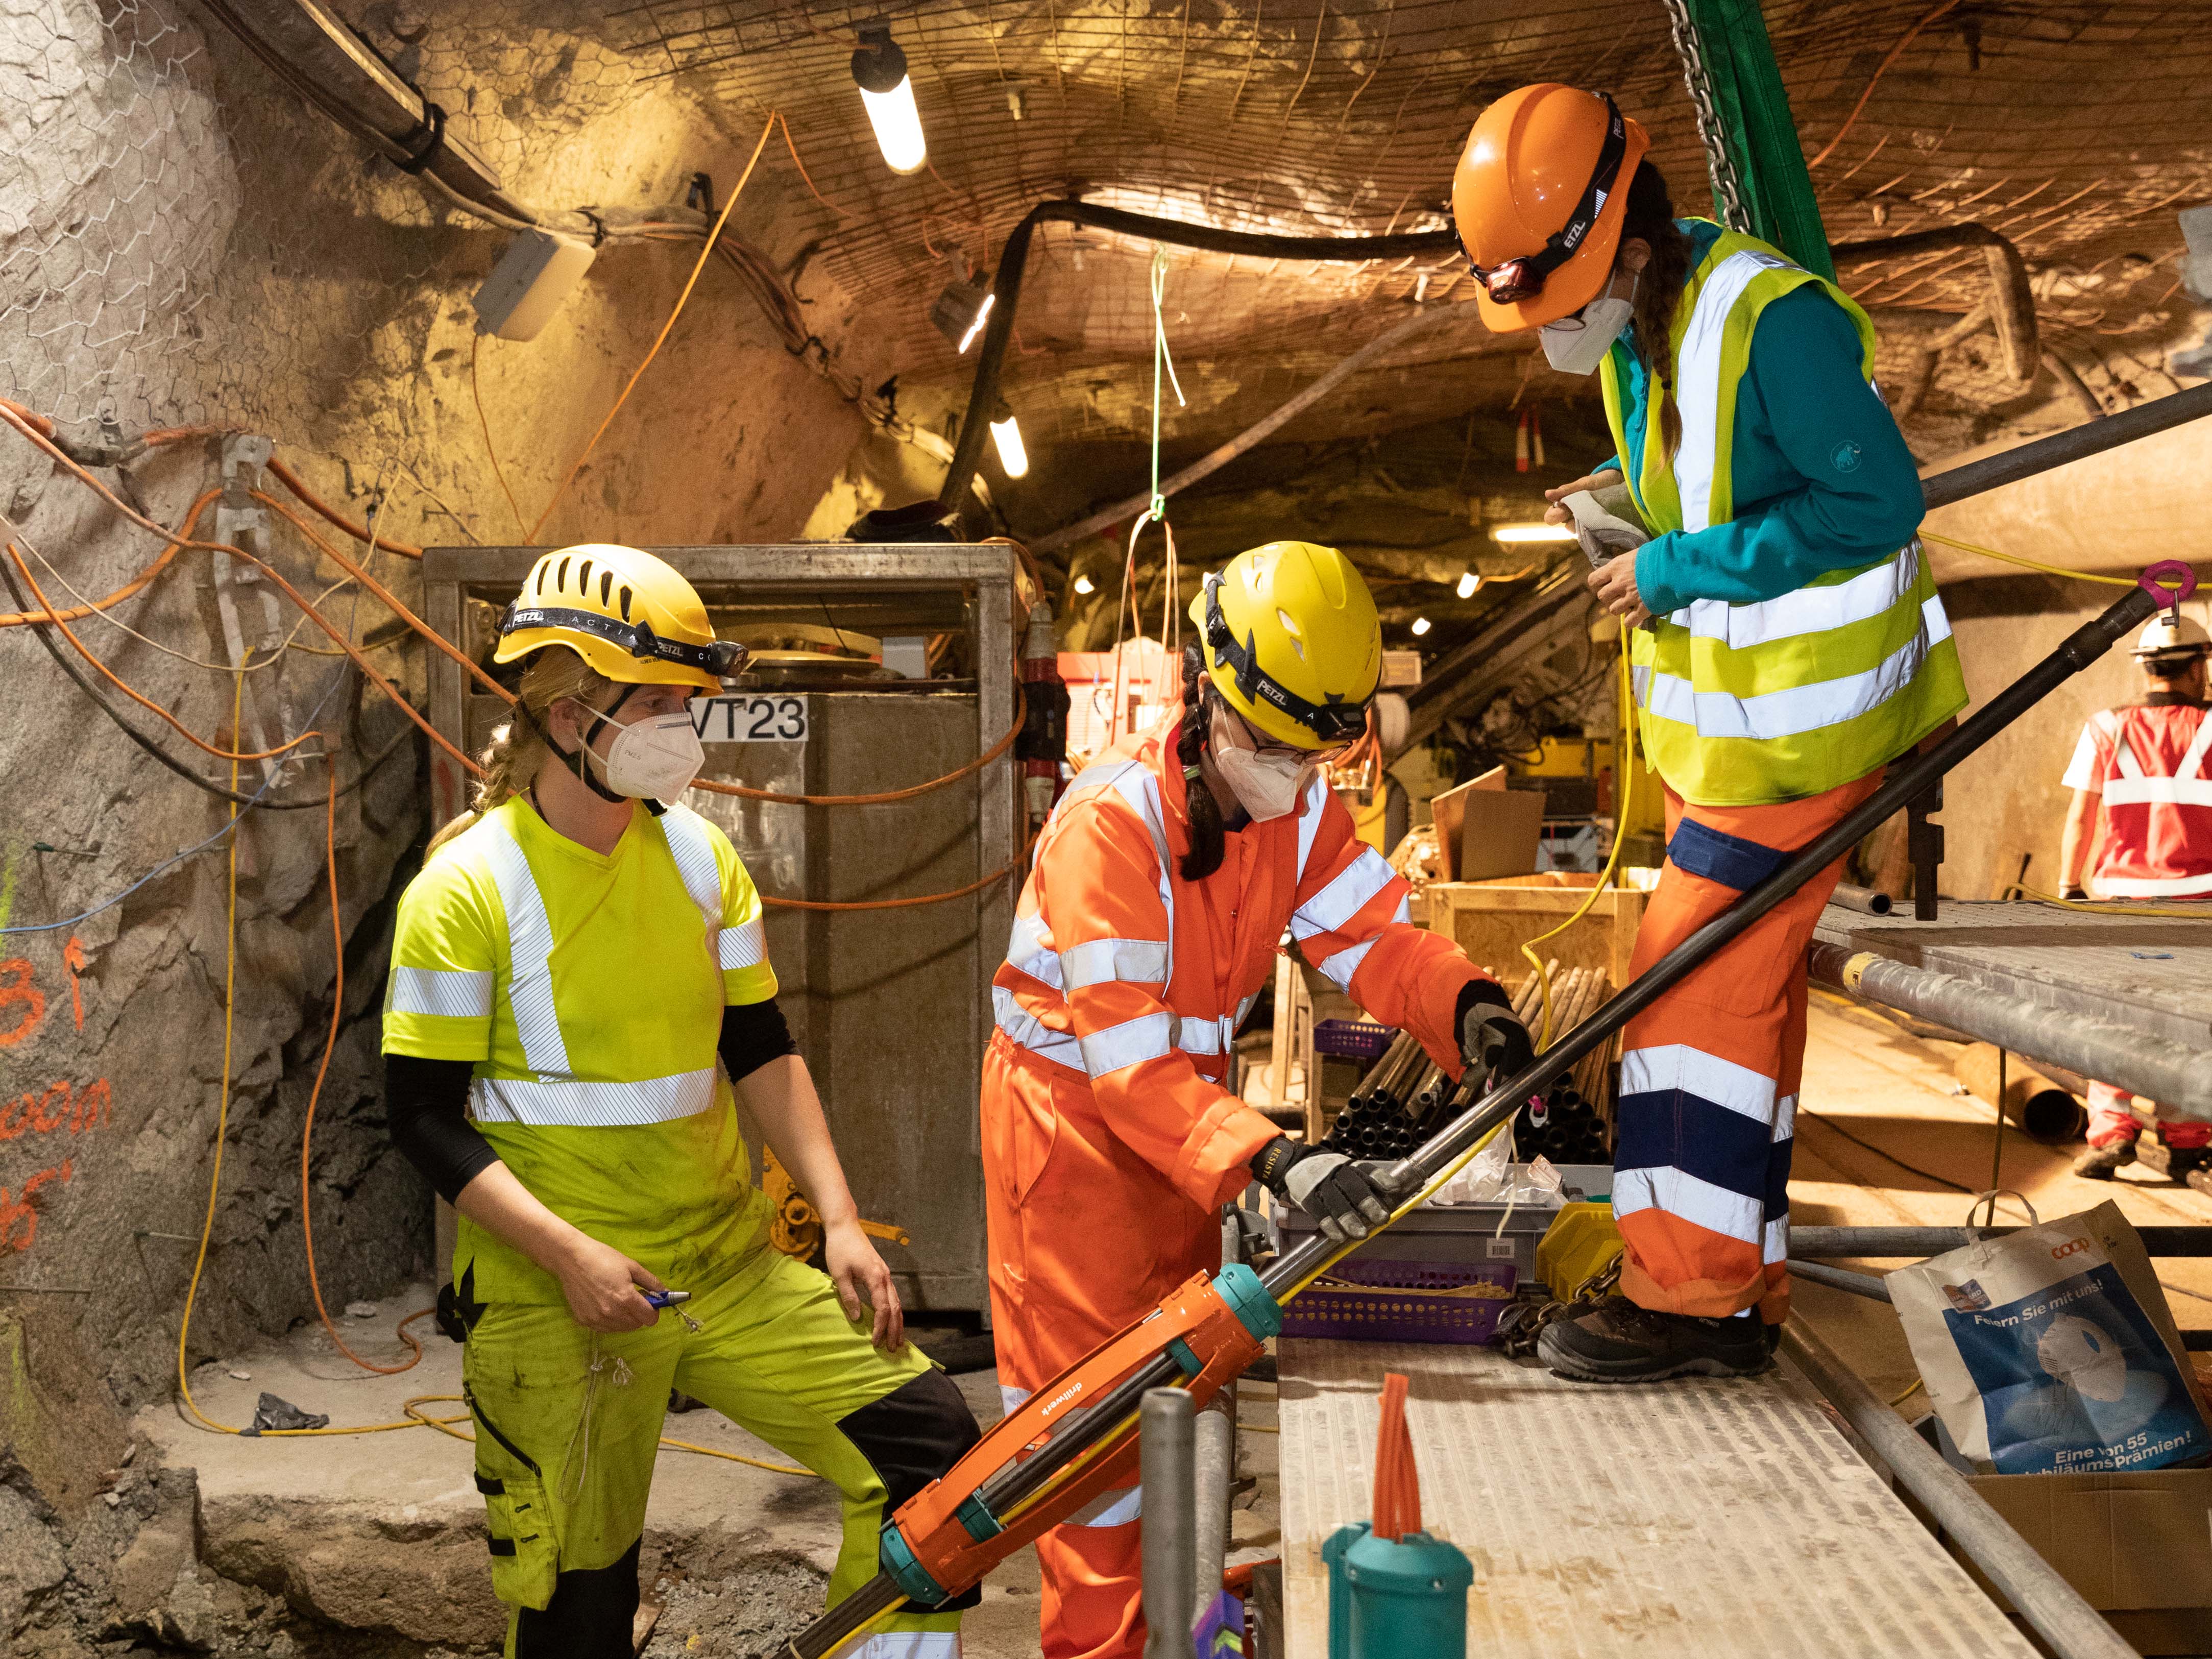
[{"x1": 1450, "y1": 83, "x2": 1650, "y2": 332}]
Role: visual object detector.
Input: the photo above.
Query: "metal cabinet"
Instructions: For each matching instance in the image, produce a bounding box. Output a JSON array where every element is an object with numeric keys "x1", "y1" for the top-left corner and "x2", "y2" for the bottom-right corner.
[{"x1": 419, "y1": 545, "x2": 1019, "y2": 1313}]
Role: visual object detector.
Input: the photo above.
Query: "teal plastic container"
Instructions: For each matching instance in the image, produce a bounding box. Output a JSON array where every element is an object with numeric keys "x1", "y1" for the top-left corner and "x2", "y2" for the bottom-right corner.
[{"x1": 1328, "y1": 1523, "x2": 1472, "y2": 1658}]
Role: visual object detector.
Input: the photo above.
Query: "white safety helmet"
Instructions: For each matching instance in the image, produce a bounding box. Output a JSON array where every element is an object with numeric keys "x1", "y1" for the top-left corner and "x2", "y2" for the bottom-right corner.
[{"x1": 2134, "y1": 614, "x2": 2211, "y2": 669}]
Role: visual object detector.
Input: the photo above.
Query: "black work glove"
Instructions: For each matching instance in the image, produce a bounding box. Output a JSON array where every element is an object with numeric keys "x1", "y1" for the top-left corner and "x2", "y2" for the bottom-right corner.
[
  {"x1": 1253, "y1": 1135, "x2": 1393, "y2": 1244},
  {"x1": 1457, "y1": 981, "x2": 1535, "y2": 1097}
]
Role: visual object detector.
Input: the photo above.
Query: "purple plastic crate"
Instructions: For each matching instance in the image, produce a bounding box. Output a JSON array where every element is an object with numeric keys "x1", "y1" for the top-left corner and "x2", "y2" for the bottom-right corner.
[
  {"x1": 1277, "y1": 1257, "x2": 1519, "y2": 1346},
  {"x1": 1311, "y1": 1019, "x2": 1397, "y2": 1061}
]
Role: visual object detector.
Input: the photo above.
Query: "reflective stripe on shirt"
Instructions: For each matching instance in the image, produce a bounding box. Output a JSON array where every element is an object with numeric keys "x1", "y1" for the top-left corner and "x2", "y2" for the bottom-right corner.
[
  {"x1": 658, "y1": 808, "x2": 726, "y2": 945},
  {"x1": 482, "y1": 820, "x2": 572, "y2": 1075},
  {"x1": 717, "y1": 917, "x2": 767, "y2": 970},
  {"x1": 388, "y1": 965, "x2": 493, "y2": 1019},
  {"x1": 472, "y1": 1067, "x2": 719, "y2": 1127}
]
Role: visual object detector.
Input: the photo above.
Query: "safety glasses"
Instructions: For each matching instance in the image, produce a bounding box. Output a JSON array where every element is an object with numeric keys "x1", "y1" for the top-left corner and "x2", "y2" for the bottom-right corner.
[{"x1": 1450, "y1": 92, "x2": 1630, "y2": 307}]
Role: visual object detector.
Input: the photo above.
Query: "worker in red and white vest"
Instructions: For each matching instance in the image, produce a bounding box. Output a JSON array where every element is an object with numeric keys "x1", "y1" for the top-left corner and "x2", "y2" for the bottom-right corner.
[{"x1": 2059, "y1": 613, "x2": 2212, "y2": 1187}]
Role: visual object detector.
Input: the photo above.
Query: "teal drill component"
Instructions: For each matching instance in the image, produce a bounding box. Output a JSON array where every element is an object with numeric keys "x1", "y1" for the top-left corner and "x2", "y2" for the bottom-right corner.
[
  {"x1": 1211, "y1": 1262, "x2": 1283, "y2": 1341},
  {"x1": 877, "y1": 1520, "x2": 952, "y2": 1607},
  {"x1": 1167, "y1": 1336, "x2": 1204, "y2": 1378},
  {"x1": 954, "y1": 1493, "x2": 1002, "y2": 1543},
  {"x1": 1328, "y1": 1524, "x2": 1473, "y2": 1658}
]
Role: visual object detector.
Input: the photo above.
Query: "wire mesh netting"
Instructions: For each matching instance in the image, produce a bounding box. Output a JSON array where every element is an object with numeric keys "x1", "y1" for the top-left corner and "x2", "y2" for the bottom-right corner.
[{"x1": 1, "y1": 0, "x2": 2205, "y2": 452}]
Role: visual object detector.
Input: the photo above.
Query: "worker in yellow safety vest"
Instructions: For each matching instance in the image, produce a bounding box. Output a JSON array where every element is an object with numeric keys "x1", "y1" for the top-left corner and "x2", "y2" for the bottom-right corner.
[
  {"x1": 1451, "y1": 84, "x2": 1967, "y2": 1381},
  {"x1": 380, "y1": 544, "x2": 980, "y2": 1659}
]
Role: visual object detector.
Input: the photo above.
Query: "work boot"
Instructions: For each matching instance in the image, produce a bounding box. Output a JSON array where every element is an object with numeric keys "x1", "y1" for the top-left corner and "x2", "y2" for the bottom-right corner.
[
  {"x1": 1536, "y1": 1296, "x2": 1770, "y2": 1383},
  {"x1": 2072, "y1": 1140, "x2": 2137, "y2": 1180},
  {"x1": 2164, "y1": 1146, "x2": 2212, "y2": 1195}
]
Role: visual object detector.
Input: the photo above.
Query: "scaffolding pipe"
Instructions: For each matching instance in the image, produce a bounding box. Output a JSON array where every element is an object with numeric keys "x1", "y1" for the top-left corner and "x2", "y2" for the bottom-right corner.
[
  {"x1": 1781, "y1": 1319, "x2": 2138, "y2": 1659},
  {"x1": 1140, "y1": 1389, "x2": 1198, "y2": 1659},
  {"x1": 1829, "y1": 882, "x2": 1893, "y2": 916},
  {"x1": 1919, "y1": 380, "x2": 2212, "y2": 510},
  {"x1": 1808, "y1": 939, "x2": 2212, "y2": 1119},
  {"x1": 1786, "y1": 1260, "x2": 1892, "y2": 1301},
  {"x1": 1796, "y1": 1225, "x2": 2212, "y2": 1258}
]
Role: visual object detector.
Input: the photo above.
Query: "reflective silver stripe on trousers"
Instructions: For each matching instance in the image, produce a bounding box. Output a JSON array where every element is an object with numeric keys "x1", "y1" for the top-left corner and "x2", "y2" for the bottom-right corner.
[
  {"x1": 658, "y1": 807, "x2": 726, "y2": 945},
  {"x1": 718, "y1": 917, "x2": 767, "y2": 970},
  {"x1": 992, "y1": 986, "x2": 1085, "y2": 1069},
  {"x1": 852, "y1": 1634, "x2": 962, "y2": 1658},
  {"x1": 1635, "y1": 595, "x2": 1952, "y2": 741},
  {"x1": 388, "y1": 966, "x2": 493, "y2": 1019},
  {"x1": 481, "y1": 821, "x2": 572, "y2": 1074},
  {"x1": 1291, "y1": 846, "x2": 1398, "y2": 940},
  {"x1": 471, "y1": 1067, "x2": 720, "y2": 1127}
]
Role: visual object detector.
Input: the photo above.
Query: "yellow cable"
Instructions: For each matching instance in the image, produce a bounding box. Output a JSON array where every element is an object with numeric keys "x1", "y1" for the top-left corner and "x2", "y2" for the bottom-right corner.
[
  {"x1": 526, "y1": 113, "x2": 777, "y2": 543},
  {"x1": 1889, "y1": 1378, "x2": 1925, "y2": 1408},
  {"x1": 1918, "y1": 528, "x2": 2197, "y2": 594},
  {"x1": 1519, "y1": 628, "x2": 1639, "y2": 1045},
  {"x1": 404, "y1": 1393, "x2": 818, "y2": 1477},
  {"x1": 2001, "y1": 883, "x2": 2212, "y2": 920}
]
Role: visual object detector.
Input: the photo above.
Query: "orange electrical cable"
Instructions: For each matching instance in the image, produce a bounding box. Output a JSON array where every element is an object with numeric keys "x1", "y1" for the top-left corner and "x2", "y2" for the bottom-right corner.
[
  {"x1": 0, "y1": 490, "x2": 216, "y2": 627},
  {"x1": 299, "y1": 763, "x2": 423, "y2": 1376},
  {"x1": 265, "y1": 457, "x2": 425, "y2": 560},
  {"x1": 254, "y1": 490, "x2": 517, "y2": 705},
  {"x1": 1807, "y1": 0, "x2": 1964, "y2": 170},
  {"x1": 775, "y1": 112, "x2": 851, "y2": 218},
  {"x1": 470, "y1": 333, "x2": 530, "y2": 543},
  {"x1": 757, "y1": 836, "x2": 1031, "y2": 912},
  {"x1": 0, "y1": 402, "x2": 480, "y2": 779},
  {"x1": 6, "y1": 544, "x2": 322, "y2": 763},
  {"x1": 527, "y1": 112, "x2": 777, "y2": 544},
  {"x1": 688, "y1": 684, "x2": 1026, "y2": 807}
]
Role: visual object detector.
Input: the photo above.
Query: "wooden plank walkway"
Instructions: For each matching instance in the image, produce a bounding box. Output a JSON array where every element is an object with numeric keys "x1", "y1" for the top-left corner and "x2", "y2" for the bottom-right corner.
[{"x1": 1277, "y1": 1336, "x2": 2037, "y2": 1658}]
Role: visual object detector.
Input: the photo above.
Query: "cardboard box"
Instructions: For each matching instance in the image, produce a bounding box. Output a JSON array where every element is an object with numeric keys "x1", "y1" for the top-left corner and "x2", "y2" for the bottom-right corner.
[
  {"x1": 1426, "y1": 766, "x2": 1505, "y2": 883},
  {"x1": 1924, "y1": 1469, "x2": 2212, "y2": 1653}
]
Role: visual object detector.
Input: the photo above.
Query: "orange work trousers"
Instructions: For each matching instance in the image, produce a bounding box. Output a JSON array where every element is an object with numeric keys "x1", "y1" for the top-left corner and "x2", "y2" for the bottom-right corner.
[
  {"x1": 1612, "y1": 769, "x2": 1884, "y2": 1323},
  {"x1": 982, "y1": 1038, "x2": 1223, "y2": 1659}
]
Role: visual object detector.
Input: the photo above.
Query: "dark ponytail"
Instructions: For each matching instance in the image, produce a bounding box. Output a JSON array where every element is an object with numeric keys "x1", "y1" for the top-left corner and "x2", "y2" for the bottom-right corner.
[
  {"x1": 1177, "y1": 644, "x2": 1226, "y2": 883},
  {"x1": 1620, "y1": 159, "x2": 1694, "y2": 467}
]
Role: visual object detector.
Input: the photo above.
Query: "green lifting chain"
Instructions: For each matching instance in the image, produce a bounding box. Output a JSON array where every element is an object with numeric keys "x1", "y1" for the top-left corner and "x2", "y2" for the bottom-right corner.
[{"x1": 1662, "y1": 0, "x2": 1836, "y2": 281}]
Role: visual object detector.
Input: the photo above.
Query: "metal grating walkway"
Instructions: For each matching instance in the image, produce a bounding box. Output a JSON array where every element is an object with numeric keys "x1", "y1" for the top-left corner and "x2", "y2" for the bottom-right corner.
[{"x1": 1277, "y1": 1336, "x2": 2037, "y2": 1658}]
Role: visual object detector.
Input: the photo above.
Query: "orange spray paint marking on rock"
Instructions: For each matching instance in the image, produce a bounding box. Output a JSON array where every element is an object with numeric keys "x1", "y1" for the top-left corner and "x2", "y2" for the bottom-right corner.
[
  {"x1": 0, "y1": 958, "x2": 44, "y2": 1048},
  {"x1": 62, "y1": 936, "x2": 86, "y2": 1031}
]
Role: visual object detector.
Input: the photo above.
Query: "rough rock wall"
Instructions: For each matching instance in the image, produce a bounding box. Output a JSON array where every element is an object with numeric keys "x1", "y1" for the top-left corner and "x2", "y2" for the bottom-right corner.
[{"x1": 0, "y1": 7, "x2": 885, "y2": 1646}]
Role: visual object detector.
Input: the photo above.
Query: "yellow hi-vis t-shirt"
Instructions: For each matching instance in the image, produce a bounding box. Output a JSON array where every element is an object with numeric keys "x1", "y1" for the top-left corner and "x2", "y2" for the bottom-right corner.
[{"x1": 380, "y1": 795, "x2": 777, "y2": 1303}]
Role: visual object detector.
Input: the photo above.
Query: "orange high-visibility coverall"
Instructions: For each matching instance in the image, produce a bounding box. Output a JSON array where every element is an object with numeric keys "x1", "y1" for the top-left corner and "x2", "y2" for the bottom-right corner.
[{"x1": 982, "y1": 720, "x2": 1489, "y2": 1659}]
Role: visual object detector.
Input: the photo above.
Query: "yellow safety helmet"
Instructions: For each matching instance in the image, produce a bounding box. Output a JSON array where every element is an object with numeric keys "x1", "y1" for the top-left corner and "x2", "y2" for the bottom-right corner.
[
  {"x1": 1187, "y1": 542, "x2": 1379, "y2": 748},
  {"x1": 495, "y1": 544, "x2": 744, "y2": 693}
]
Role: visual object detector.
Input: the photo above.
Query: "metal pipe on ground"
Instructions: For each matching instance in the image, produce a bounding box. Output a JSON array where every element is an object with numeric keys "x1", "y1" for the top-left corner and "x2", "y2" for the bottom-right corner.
[
  {"x1": 1780, "y1": 1319, "x2": 2137, "y2": 1659},
  {"x1": 1952, "y1": 1042, "x2": 2088, "y2": 1144},
  {"x1": 1141, "y1": 1388, "x2": 1198, "y2": 1659},
  {"x1": 1807, "y1": 939, "x2": 2212, "y2": 1121},
  {"x1": 1795, "y1": 1225, "x2": 2212, "y2": 1258},
  {"x1": 1786, "y1": 1261, "x2": 1892, "y2": 1301},
  {"x1": 1829, "y1": 882, "x2": 1893, "y2": 916}
]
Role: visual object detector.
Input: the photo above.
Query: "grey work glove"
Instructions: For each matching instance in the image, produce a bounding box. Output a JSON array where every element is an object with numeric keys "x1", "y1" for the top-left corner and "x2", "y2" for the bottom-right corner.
[
  {"x1": 1254, "y1": 1135, "x2": 1392, "y2": 1243},
  {"x1": 1459, "y1": 982, "x2": 1536, "y2": 1098}
]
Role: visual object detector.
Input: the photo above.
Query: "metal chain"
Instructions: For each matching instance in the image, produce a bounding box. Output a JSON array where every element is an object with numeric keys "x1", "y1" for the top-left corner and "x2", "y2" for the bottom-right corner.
[
  {"x1": 1659, "y1": 0, "x2": 1753, "y2": 234},
  {"x1": 1495, "y1": 1255, "x2": 1624, "y2": 1359}
]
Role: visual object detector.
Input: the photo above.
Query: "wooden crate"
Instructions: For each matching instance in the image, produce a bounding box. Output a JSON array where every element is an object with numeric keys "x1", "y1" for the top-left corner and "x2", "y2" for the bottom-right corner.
[{"x1": 1424, "y1": 873, "x2": 1648, "y2": 993}]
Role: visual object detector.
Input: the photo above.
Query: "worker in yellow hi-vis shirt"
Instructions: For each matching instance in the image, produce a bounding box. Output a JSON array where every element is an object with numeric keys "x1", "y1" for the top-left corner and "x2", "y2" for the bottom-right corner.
[{"x1": 380, "y1": 544, "x2": 978, "y2": 1659}]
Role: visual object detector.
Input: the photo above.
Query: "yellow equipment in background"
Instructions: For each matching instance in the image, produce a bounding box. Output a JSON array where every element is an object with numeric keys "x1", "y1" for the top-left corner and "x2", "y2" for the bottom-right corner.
[
  {"x1": 763, "y1": 1149, "x2": 911, "y2": 1260},
  {"x1": 1536, "y1": 1200, "x2": 1623, "y2": 1300}
]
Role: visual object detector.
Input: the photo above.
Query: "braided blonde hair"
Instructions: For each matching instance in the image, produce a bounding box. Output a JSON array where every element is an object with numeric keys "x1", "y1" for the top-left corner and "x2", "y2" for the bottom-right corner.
[{"x1": 425, "y1": 649, "x2": 613, "y2": 855}]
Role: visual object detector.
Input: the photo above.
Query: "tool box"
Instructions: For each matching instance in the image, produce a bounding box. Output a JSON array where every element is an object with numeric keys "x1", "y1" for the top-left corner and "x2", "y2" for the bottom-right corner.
[{"x1": 1270, "y1": 1165, "x2": 1611, "y2": 1290}]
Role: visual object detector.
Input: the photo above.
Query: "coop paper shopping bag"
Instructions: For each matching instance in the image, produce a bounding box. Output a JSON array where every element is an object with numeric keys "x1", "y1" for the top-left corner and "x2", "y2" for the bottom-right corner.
[{"x1": 1888, "y1": 1202, "x2": 2210, "y2": 1474}]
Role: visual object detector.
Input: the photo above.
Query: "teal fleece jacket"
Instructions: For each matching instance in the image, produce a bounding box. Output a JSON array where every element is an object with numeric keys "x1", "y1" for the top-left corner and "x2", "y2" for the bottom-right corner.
[{"x1": 1600, "y1": 220, "x2": 1925, "y2": 618}]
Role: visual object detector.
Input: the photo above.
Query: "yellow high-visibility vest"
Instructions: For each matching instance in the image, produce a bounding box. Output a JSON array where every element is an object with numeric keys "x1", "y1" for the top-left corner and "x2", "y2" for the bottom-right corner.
[{"x1": 1600, "y1": 228, "x2": 1966, "y2": 806}]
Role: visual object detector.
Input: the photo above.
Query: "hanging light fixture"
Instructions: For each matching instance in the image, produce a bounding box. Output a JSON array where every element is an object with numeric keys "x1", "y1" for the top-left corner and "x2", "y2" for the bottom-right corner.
[
  {"x1": 1456, "y1": 570, "x2": 1480, "y2": 599},
  {"x1": 852, "y1": 23, "x2": 927, "y2": 175},
  {"x1": 1411, "y1": 617, "x2": 1432, "y2": 637},
  {"x1": 1074, "y1": 574, "x2": 1096, "y2": 595},
  {"x1": 929, "y1": 278, "x2": 993, "y2": 352},
  {"x1": 989, "y1": 400, "x2": 1029, "y2": 478}
]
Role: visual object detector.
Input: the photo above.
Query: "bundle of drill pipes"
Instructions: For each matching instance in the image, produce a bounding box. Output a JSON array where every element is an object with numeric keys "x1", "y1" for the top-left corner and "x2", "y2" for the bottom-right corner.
[
  {"x1": 1326, "y1": 1030, "x2": 1433, "y2": 1157},
  {"x1": 1508, "y1": 965, "x2": 1616, "y2": 1111}
]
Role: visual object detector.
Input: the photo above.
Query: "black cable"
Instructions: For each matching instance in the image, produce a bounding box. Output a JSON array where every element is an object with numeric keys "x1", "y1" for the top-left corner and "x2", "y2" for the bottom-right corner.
[
  {"x1": 0, "y1": 550, "x2": 414, "y2": 811},
  {"x1": 1797, "y1": 1109, "x2": 1974, "y2": 1193}
]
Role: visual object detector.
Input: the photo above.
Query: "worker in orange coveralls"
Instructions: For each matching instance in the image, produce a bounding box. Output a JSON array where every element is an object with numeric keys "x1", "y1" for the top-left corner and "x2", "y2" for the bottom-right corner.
[{"x1": 980, "y1": 541, "x2": 1534, "y2": 1659}]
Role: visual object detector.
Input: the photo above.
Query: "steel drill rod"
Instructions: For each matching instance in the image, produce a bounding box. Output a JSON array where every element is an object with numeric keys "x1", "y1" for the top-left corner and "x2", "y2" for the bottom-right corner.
[
  {"x1": 1795, "y1": 1225, "x2": 2212, "y2": 1258},
  {"x1": 787, "y1": 577, "x2": 2159, "y2": 1659},
  {"x1": 1919, "y1": 380, "x2": 2212, "y2": 511},
  {"x1": 1139, "y1": 1390, "x2": 1198, "y2": 1659},
  {"x1": 1272, "y1": 577, "x2": 2158, "y2": 1298},
  {"x1": 1786, "y1": 1260, "x2": 1893, "y2": 1301}
]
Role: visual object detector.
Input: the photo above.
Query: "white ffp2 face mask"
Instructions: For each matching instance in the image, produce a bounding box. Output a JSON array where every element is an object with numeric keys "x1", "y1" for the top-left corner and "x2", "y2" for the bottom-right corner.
[
  {"x1": 576, "y1": 703, "x2": 706, "y2": 801},
  {"x1": 1539, "y1": 272, "x2": 1638, "y2": 376},
  {"x1": 1209, "y1": 705, "x2": 1316, "y2": 822}
]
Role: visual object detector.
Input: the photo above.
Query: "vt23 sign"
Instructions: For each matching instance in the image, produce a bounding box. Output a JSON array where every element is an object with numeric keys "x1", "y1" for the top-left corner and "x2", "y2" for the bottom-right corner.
[{"x1": 693, "y1": 695, "x2": 808, "y2": 744}]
